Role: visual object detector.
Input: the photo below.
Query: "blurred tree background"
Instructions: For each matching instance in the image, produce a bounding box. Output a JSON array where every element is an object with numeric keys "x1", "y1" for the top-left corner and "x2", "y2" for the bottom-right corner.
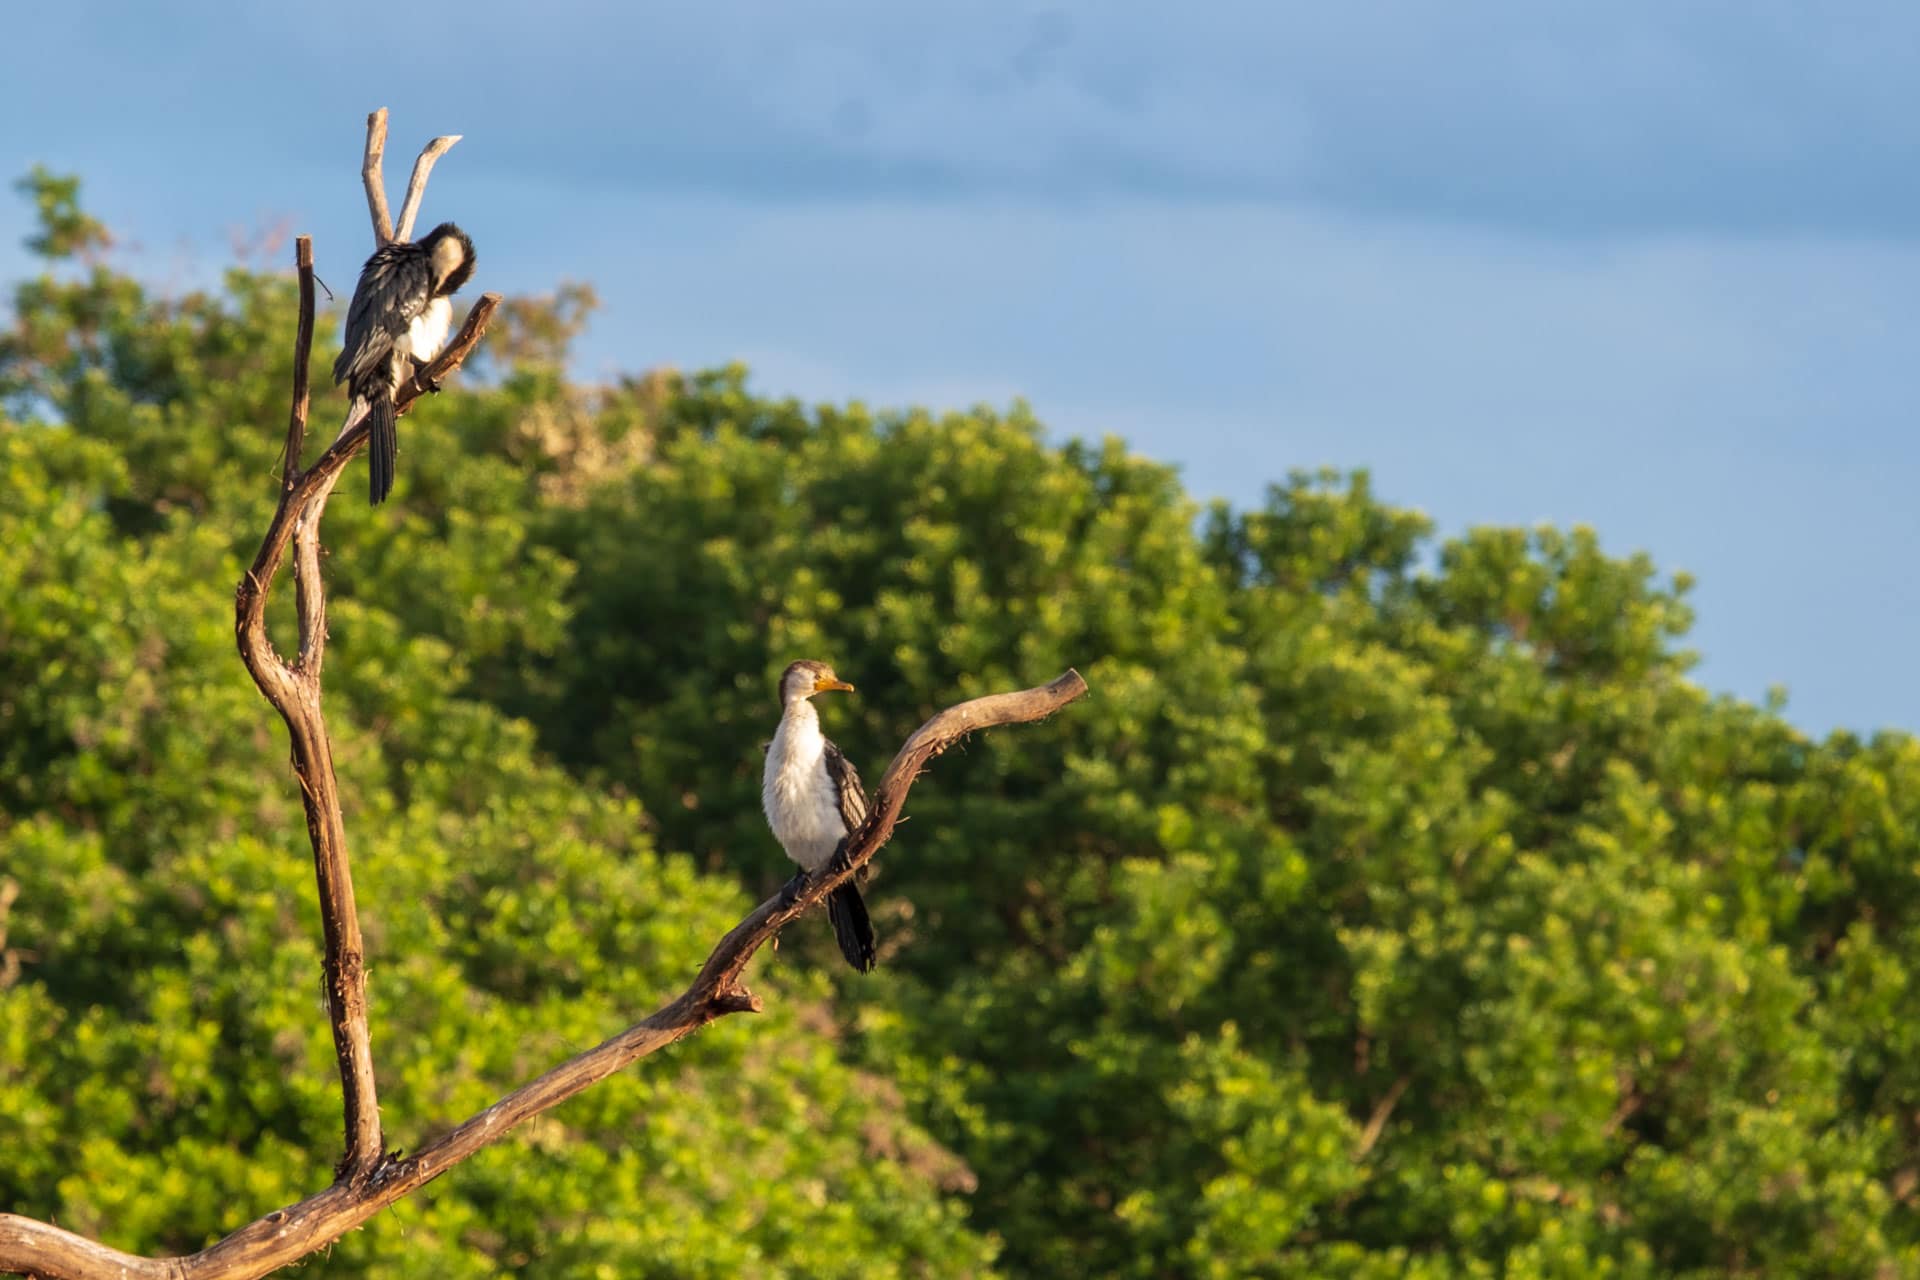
[{"x1": 5, "y1": 173, "x2": 1920, "y2": 1278}]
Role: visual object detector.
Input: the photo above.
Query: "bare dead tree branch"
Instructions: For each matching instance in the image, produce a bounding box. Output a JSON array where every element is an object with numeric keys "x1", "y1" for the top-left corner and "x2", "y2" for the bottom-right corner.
[
  {"x1": 242, "y1": 135, "x2": 493, "y2": 1187},
  {"x1": 361, "y1": 109, "x2": 392, "y2": 246},
  {"x1": 361, "y1": 108, "x2": 458, "y2": 246},
  {"x1": 243, "y1": 236, "x2": 382, "y2": 1181},
  {"x1": 393, "y1": 135, "x2": 461, "y2": 243},
  {"x1": 691, "y1": 671, "x2": 1093, "y2": 998},
  {"x1": 0, "y1": 656, "x2": 1087, "y2": 1280},
  {"x1": 277, "y1": 238, "x2": 315, "y2": 485},
  {"x1": 0, "y1": 112, "x2": 1089, "y2": 1280}
]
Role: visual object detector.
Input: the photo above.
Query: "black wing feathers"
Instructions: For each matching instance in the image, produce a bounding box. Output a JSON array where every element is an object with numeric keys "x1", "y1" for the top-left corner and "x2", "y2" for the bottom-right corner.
[
  {"x1": 821, "y1": 739, "x2": 877, "y2": 971},
  {"x1": 334, "y1": 242, "x2": 432, "y2": 504},
  {"x1": 367, "y1": 396, "x2": 398, "y2": 505},
  {"x1": 822, "y1": 739, "x2": 869, "y2": 836},
  {"x1": 332, "y1": 243, "x2": 433, "y2": 388}
]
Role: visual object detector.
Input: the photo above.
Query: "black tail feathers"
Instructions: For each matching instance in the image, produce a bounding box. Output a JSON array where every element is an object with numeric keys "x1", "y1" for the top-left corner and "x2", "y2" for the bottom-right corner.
[
  {"x1": 828, "y1": 883, "x2": 877, "y2": 973},
  {"x1": 368, "y1": 395, "x2": 398, "y2": 505}
]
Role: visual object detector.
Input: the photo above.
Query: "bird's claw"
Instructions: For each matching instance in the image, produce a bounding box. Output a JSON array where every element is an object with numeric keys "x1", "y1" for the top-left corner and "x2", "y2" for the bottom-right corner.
[
  {"x1": 409, "y1": 357, "x2": 443, "y2": 394},
  {"x1": 777, "y1": 870, "x2": 809, "y2": 909},
  {"x1": 827, "y1": 840, "x2": 855, "y2": 876}
]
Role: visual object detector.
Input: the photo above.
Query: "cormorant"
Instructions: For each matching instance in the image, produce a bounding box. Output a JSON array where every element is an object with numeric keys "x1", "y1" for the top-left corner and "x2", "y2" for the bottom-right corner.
[
  {"x1": 332, "y1": 221, "x2": 476, "y2": 504},
  {"x1": 762, "y1": 659, "x2": 877, "y2": 972}
]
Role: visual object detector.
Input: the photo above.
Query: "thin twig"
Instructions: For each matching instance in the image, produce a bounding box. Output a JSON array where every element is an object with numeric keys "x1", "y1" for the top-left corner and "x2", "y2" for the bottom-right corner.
[
  {"x1": 1601, "y1": 1081, "x2": 1643, "y2": 1139},
  {"x1": 279, "y1": 237, "x2": 315, "y2": 486},
  {"x1": 361, "y1": 109, "x2": 393, "y2": 246},
  {"x1": 393, "y1": 135, "x2": 461, "y2": 243},
  {"x1": 1352, "y1": 1074, "x2": 1412, "y2": 1160},
  {"x1": 288, "y1": 234, "x2": 335, "y2": 693}
]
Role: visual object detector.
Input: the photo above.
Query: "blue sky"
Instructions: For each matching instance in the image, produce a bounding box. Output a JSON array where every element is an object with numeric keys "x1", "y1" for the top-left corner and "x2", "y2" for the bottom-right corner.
[{"x1": 4, "y1": 3, "x2": 1917, "y2": 734}]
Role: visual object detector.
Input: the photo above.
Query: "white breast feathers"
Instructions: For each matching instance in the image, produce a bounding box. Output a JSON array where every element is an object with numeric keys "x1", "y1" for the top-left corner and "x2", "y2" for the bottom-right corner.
[
  {"x1": 763, "y1": 707, "x2": 846, "y2": 872},
  {"x1": 401, "y1": 297, "x2": 455, "y2": 363}
]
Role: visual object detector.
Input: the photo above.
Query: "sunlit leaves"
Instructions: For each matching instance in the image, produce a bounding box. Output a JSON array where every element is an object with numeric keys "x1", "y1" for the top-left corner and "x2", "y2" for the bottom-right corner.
[{"x1": 11, "y1": 171, "x2": 1920, "y2": 1278}]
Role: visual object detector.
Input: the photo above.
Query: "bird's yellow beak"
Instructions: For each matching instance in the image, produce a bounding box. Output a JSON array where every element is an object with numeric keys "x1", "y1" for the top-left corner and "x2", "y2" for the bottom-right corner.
[{"x1": 813, "y1": 676, "x2": 855, "y2": 694}]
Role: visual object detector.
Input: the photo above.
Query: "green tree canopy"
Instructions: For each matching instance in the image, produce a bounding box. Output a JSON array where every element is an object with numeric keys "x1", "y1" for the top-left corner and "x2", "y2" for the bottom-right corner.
[{"x1": 6, "y1": 174, "x2": 1920, "y2": 1278}]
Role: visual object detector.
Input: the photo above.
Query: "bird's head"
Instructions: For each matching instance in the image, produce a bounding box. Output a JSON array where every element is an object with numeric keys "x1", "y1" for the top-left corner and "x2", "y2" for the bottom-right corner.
[
  {"x1": 422, "y1": 222, "x2": 476, "y2": 297},
  {"x1": 779, "y1": 659, "x2": 854, "y2": 707}
]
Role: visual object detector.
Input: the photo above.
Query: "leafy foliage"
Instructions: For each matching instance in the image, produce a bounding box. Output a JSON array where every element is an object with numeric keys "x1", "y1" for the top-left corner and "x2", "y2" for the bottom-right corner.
[
  {"x1": 7, "y1": 174, "x2": 1920, "y2": 1278},
  {"x1": 0, "y1": 181, "x2": 992, "y2": 1279}
]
